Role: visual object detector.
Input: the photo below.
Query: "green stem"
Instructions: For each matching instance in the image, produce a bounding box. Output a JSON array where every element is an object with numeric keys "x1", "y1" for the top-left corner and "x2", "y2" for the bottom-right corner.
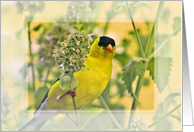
[
  {"x1": 148, "y1": 104, "x2": 181, "y2": 128},
  {"x1": 72, "y1": 97, "x2": 80, "y2": 124},
  {"x1": 170, "y1": 114, "x2": 181, "y2": 122},
  {"x1": 94, "y1": 1, "x2": 103, "y2": 20},
  {"x1": 145, "y1": 1, "x2": 165, "y2": 58},
  {"x1": 149, "y1": 25, "x2": 181, "y2": 59},
  {"x1": 127, "y1": 72, "x2": 145, "y2": 129},
  {"x1": 28, "y1": 22, "x2": 35, "y2": 92},
  {"x1": 103, "y1": 1, "x2": 118, "y2": 35},
  {"x1": 44, "y1": 69, "x2": 50, "y2": 87},
  {"x1": 99, "y1": 95, "x2": 124, "y2": 131},
  {"x1": 103, "y1": 22, "x2": 110, "y2": 35},
  {"x1": 126, "y1": 1, "x2": 145, "y2": 58}
]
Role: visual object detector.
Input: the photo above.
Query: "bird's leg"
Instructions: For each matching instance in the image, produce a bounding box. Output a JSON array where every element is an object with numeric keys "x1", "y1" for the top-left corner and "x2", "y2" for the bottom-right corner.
[
  {"x1": 56, "y1": 90, "x2": 71, "y2": 101},
  {"x1": 56, "y1": 87, "x2": 77, "y2": 101}
]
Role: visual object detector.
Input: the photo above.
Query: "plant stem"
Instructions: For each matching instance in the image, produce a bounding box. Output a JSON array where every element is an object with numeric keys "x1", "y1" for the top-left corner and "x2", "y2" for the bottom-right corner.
[
  {"x1": 44, "y1": 69, "x2": 50, "y2": 87},
  {"x1": 72, "y1": 97, "x2": 80, "y2": 124},
  {"x1": 126, "y1": 1, "x2": 145, "y2": 59},
  {"x1": 127, "y1": 72, "x2": 145, "y2": 129},
  {"x1": 148, "y1": 104, "x2": 181, "y2": 128},
  {"x1": 103, "y1": 22, "x2": 110, "y2": 35},
  {"x1": 99, "y1": 95, "x2": 124, "y2": 131},
  {"x1": 149, "y1": 25, "x2": 181, "y2": 59},
  {"x1": 145, "y1": 1, "x2": 165, "y2": 58},
  {"x1": 28, "y1": 21, "x2": 35, "y2": 92}
]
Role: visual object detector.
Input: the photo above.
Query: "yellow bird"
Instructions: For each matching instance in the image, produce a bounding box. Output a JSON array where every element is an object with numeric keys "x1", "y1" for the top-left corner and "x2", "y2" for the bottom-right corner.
[{"x1": 19, "y1": 36, "x2": 116, "y2": 131}]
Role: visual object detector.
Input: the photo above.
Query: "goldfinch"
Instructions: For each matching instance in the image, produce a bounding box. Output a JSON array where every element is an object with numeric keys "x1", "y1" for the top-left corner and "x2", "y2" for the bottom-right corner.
[{"x1": 19, "y1": 36, "x2": 116, "y2": 131}]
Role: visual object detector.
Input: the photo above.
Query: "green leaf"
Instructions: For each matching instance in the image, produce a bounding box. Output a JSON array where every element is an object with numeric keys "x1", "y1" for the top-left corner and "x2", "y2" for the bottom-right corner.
[
  {"x1": 170, "y1": 114, "x2": 181, "y2": 122},
  {"x1": 59, "y1": 76, "x2": 79, "y2": 90},
  {"x1": 116, "y1": 81, "x2": 126, "y2": 97},
  {"x1": 122, "y1": 60, "x2": 146, "y2": 99},
  {"x1": 33, "y1": 24, "x2": 42, "y2": 31},
  {"x1": 163, "y1": 92, "x2": 180, "y2": 113},
  {"x1": 147, "y1": 56, "x2": 172, "y2": 93},
  {"x1": 81, "y1": 65, "x2": 88, "y2": 71},
  {"x1": 153, "y1": 104, "x2": 172, "y2": 131},
  {"x1": 172, "y1": 17, "x2": 181, "y2": 36},
  {"x1": 34, "y1": 86, "x2": 49, "y2": 109},
  {"x1": 114, "y1": 52, "x2": 130, "y2": 66},
  {"x1": 156, "y1": 34, "x2": 171, "y2": 56},
  {"x1": 74, "y1": 24, "x2": 83, "y2": 30},
  {"x1": 71, "y1": 78, "x2": 79, "y2": 89},
  {"x1": 59, "y1": 75, "x2": 72, "y2": 90},
  {"x1": 161, "y1": 8, "x2": 170, "y2": 23},
  {"x1": 114, "y1": 1, "x2": 129, "y2": 10},
  {"x1": 37, "y1": 65, "x2": 45, "y2": 80},
  {"x1": 78, "y1": 107, "x2": 104, "y2": 130}
]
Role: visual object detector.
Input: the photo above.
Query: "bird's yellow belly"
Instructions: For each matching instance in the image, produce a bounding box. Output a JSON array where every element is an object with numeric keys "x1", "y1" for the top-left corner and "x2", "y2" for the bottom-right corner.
[{"x1": 46, "y1": 62, "x2": 111, "y2": 110}]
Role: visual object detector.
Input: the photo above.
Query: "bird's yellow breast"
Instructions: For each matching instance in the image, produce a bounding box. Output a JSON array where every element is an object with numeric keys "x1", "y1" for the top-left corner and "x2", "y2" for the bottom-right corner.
[{"x1": 45, "y1": 55, "x2": 112, "y2": 110}]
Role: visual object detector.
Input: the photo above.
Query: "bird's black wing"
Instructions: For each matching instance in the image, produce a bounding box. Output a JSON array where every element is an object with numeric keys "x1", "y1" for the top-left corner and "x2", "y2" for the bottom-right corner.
[{"x1": 34, "y1": 78, "x2": 60, "y2": 113}]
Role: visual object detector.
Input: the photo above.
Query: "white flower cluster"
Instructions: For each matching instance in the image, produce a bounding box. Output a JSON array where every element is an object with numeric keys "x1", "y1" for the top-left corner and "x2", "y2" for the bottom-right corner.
[{"x1": 129, "y1": 117, "x2": 149, "y2": 131}]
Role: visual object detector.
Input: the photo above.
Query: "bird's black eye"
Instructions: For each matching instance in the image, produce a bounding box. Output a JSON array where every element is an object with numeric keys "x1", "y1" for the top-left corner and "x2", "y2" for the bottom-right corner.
[{"x1": 98, "y1": 36, "x2": 115, "y2": 48}]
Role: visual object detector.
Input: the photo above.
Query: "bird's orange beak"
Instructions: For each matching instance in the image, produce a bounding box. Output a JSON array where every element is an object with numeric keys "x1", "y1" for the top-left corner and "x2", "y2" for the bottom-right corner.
[{"x1": 105, "y1": 44, "x2": 113, "y2": 53}]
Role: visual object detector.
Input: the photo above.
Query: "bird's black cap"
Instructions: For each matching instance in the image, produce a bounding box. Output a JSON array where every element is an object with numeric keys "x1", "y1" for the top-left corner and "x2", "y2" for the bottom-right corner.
[{"x1": 98, "y1": 36, "x2": 115, "y2": 48}]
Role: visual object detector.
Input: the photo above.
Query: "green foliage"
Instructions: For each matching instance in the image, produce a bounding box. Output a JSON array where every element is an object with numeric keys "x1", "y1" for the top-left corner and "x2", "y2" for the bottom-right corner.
[
  {"x1": 122, "y1": 60, "x2": 146, "y2": 99},
  {"x1": 59, "y1": 75, "x2": 79, "y2": 91},
  {"x1": 33, "y1": 24, "x2": 43, "y2": 31},
  {"x1": 145, "y1": 1, "x2": 164, "y2": 58},
  {"x1": 153, "y1": 92, "x2": 180, "y2": 130},
  {"x1": 81, "y1": 65, "x2": 88, "y2": 71},
  {"x1": 65, "y1": 1, "x2": 92, "y2": 22},
  {"x1": 142, "y1": 77, "x2": 150, "y2": 86},
  {"x1": 163, "y1": 92, "x2": 180, "y2": 113},
  {"x1": 78, "y1": 107, "x2": 104, "y2": 130},
  {"x1": 147, "y1": 56, "x2": 172, "y2": 93},
  {"x1": 170, "y1": 114, "x2": 181, "y2": 122},
  {"x1": 153, "y1": 106, "x2": 172, "y2": 131},
  {"x1": 34, "y1": 86, "x2": 49, "y2": 109},
  {"x1": 115, "y1": 80, "x2": 126, "y2": 97},
  {"x1": 16, "y1": 1, "x2": 45, "y2": 15},
  {"x1": 128, "y1": 29, "x2": 151, "y2": 57},
  {"x1": 114, "y1": 38, "x2": 132, "y2": 66},
  {"x1": 36, "y1": 64, "x2": 45, "y2": 81},
  {"x1": 161, "y1": 8, "x2": 170, "y2": 23},
  {"x1": 172, "y1": 17, "x2": 181, "y2": 36},
  {"x1": 38, "y1": 23, "x2": 71, "y2": 68},
  {"x1": 156, "y1": 34, "x2": 171, "y2": 56},
  {"x1": 115, "y1": 1, "x2": 152, "y2": 11},
  {"x1": 19, "y1": 62, "x2": 31, "y2": 78}
]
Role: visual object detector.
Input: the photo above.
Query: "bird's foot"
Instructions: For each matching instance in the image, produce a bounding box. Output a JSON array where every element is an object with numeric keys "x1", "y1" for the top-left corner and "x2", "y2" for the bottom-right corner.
[{"x1": 69, "y1": 87, "x2": 77, "y2": 98}]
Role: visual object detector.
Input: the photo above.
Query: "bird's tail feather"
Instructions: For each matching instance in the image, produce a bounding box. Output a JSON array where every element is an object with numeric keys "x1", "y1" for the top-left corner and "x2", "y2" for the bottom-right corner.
[{"x1": 18, "y1": 117, "x2": 47, "y2": 131}]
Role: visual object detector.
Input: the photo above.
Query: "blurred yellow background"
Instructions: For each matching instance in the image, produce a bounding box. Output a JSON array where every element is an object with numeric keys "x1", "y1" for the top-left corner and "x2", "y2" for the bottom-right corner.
[{"x1": 1, "y1": 1, "x2": 181, "y2": 131}]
